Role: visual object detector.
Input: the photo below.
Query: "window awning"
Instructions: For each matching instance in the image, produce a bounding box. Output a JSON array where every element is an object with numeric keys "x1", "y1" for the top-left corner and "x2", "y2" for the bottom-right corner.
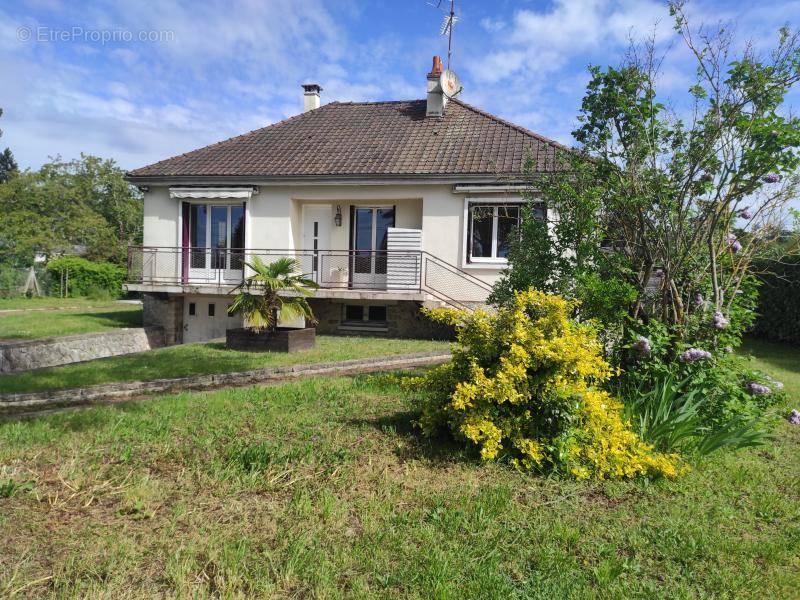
[{"x1": 169, "y1": 187, "x2": 254, "y2": 200}]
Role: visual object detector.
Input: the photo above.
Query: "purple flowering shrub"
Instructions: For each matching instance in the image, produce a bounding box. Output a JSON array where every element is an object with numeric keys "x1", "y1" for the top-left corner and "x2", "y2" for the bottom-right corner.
[{"x1": 620, "y1": 277, "x2": 781, "y2": 429}]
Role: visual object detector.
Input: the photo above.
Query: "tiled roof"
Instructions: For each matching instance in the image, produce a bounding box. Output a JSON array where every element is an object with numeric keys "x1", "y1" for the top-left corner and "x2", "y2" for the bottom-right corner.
[{"x1": 127, "y1": 99, "x2": 571, "y2": 179}]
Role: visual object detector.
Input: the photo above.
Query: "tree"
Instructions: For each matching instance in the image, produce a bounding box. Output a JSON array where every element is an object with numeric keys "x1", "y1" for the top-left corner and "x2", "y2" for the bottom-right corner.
[
  {"x1": 497, "y1": 2, "x2": 800, "y2": 355},
  {"x1": 228, "y1": 257, "x2": 318, "y2": 332},
  {"x1": 0, "y1": 154, "x2": 142, "y2": 266},
  {"x1": 0, "y1": 148, "x2": 18, "y2": 183},
  {"x1": 0, "y1": 108, "x2": 18, "y2": 183}
]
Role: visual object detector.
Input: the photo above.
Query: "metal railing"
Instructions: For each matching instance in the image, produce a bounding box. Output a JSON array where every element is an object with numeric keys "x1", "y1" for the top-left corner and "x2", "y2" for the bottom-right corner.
[{"x1": 126, "y1": 246, "x2": 493, "y2": 308}]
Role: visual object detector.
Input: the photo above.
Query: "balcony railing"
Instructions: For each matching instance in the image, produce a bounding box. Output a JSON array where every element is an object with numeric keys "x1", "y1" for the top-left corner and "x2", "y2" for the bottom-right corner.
[{"x1": 127, "y1": 246, "x2": 493, "y2": 308}]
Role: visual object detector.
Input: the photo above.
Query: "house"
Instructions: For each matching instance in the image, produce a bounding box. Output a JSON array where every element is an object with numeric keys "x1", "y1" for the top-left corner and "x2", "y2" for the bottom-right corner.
[{"x1": 124, "y1": 56, "x2": 567, "y2": 344}]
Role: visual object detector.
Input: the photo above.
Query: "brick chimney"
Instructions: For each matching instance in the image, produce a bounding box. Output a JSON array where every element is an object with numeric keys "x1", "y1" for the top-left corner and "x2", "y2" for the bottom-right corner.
[
  {"x1": 302, "y1": 83, "x2": 322, "y2": 112},
  {"x1": 426, "y1": 56, "x2": 446, "y2": 118}
]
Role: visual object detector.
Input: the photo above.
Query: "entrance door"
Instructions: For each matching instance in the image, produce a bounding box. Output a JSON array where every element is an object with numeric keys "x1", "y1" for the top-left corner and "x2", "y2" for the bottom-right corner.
[
  {"x1": 188, "y1": 204, "x2": 245, "y2": 283},
  {"x1": 351, "y1": 206, "x2": 395, "y2": 288},
  {"x1": 302, "y1": 205, "x2": 332, "y2": 285}
]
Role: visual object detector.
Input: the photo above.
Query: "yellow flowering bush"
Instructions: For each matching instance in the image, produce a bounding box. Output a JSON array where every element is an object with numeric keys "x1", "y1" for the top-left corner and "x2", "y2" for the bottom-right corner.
[{"x1": 414, "y1": 289, "x2": 682, "y2": 480}]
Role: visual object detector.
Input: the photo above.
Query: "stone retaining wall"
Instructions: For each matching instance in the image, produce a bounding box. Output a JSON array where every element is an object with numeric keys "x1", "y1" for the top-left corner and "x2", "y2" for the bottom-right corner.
[
  {"x1": 0, "y1": 327, "x2": 165, "y2": 373},
  {"x1": 0, "y1": 351, "x2": 451, "y2": 418}
]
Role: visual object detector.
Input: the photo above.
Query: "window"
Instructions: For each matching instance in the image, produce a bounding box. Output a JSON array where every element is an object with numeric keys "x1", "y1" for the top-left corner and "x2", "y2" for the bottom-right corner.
[
  {"x1": 467, "y1": 203, "x2": 522, "y2": 262},
  {"x1": 188, "y1": 203, "x2": 246, "y2": 270},
  {"x1": 189, "y1": 205, "x2": 207, "y2": 268},
  {"x1": 227, "y1": 304, "x2": 235, "y2": 317},
  {"x1": 368, "y1": 306, "x2": 387, "y2": 322},
  {"x1": 208, "y1": 303, "x2": 215, "y2": 317},
  {"x1": 343, "y1": 304, "x2": 387, "y2": 325},
  {"x1": 188, "y1": 302, "x2": 196, "y2": 316},
  {"x1": 344, "y1": 305, "x2": 364, "y2": 322}
]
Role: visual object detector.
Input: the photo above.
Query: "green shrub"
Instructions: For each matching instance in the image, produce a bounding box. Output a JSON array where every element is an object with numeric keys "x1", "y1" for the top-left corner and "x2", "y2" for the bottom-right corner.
[
  {"x1": 623, "y1": 375, "x2": 772, "y2": 456},
  {"x1": 410, "y1": 289, "x2": 682, "y2": 480},
  {"x1": 620, "y1": 320, "x2": 785, "y2": 428},
  {"x1": 752, "y1": 255, "x2": 800, "y2": 345},
  {"x1": 0, "y1": 265, "x2": 26, "y2": 298},
  {"x1": 45, "y1": 256, "x2": 125, "y2": 298}
]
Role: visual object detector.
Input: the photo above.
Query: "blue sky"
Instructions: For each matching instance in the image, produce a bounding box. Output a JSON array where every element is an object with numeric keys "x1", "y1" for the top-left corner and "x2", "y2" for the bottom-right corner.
[{"x1": 2, "y1": 0, "x2": 799, "y2": 181}]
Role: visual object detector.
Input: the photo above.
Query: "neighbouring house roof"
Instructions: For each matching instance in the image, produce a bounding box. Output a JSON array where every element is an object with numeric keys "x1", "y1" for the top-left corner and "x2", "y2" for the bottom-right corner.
[{"x1": 127, "y1": 99, "x2": 572, "y2": 181}]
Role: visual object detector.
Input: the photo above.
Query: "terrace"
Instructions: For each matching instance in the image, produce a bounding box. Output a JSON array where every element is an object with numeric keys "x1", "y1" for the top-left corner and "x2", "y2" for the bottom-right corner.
[{"x1": 125, "y1": 246, "x2": 493, "y2": 310}]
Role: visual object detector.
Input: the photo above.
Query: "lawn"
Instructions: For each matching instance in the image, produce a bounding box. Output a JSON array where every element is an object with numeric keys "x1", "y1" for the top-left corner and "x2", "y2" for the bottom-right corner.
[
  {"x1": 0, "y1": 297, "x2": 134, "y2": 311},
  {"x1": 0, "y1": 336, "x2": 451, "y2": 394},
  {"x1": 0, "y1": 340, "x2": 798, "y2": 597},
  {"x1": 0, "y1": 299, "x2": 142, "y2": 340}
]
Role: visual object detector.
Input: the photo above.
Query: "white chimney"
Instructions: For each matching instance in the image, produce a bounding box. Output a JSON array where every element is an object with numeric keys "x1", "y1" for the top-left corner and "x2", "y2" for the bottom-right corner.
[
  {"x1": 302, "y1": 83, "x2": 322, "y2": 112},
  {"x1": 426, "y1": 56, "x2": 446, "y2": 118}
]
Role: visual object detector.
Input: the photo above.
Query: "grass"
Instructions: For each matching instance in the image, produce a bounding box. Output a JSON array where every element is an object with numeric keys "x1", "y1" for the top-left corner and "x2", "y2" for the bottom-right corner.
[
  {"x1": 0, "y1": 339, "x2": 798, "y2": 597},
  {"x1": 0, "y1": 336, "x2": 451, "y2": 394},
  {"x1": 0, "y1": 299, "x2": 141, "y2": 340},
  {"x1": 0, "y1": 297, "x2": 132, "y2": 311},
  {"x1": 741, "y1": 337, "x2": 800, "y2": 394}
]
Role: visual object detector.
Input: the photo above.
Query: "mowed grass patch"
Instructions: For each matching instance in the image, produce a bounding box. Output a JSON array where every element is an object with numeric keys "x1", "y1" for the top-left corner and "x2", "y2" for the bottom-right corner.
[
  {"x1": 0, "y1": 297, "x2": 133, "y2": 311},
  {"x1": 741, "y1": 337, "x2": 800, "y2": 403},
  {"x1": 0, "y1": 302, "x2": 142, "y2": 340},
  {"x1": 0, "y1": 339, "x2": 798, "y2": 598},
  {"x1": 0, "y1": 336, "x2": 451, "y2": 394}
]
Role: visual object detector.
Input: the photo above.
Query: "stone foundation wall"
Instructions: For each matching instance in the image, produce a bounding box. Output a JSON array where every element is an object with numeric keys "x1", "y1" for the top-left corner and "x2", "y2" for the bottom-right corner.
[
  {"x1": 0, "y1": 327, "x2": 165, "y2": 373},
  {"x1": 143, "y1": 293, "x2": 184, "y2": 345},
  {"x1": 308, "y1": 299, "x2": 454, "y2": 340}
]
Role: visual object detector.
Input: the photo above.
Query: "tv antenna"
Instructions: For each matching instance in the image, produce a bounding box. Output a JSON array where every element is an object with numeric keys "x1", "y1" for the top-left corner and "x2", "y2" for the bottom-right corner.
[{"x1": 428, "y1": 0, "x2": 458, "y2": 70}]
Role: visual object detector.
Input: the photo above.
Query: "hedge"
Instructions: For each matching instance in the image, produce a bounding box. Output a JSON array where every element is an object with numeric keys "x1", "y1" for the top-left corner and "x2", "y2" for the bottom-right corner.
[
  {"x1": 752, "y1": 255, "x2": 800, "y2": 345},
  {"x1": 45, "y1": 256, "x2": 125, "y2": 298}
]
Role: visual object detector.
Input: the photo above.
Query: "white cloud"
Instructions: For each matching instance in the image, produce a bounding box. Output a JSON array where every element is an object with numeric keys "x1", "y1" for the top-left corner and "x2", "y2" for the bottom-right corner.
[
  {"x1": 480, "y1": 17, "x2": 505, "y2": 33},
  {"x1": 0, "y1": 0, "x2": 370, "y2": 170},
  {"x1": 468, "y1": 0, "x2": 671, "y2": 84}
]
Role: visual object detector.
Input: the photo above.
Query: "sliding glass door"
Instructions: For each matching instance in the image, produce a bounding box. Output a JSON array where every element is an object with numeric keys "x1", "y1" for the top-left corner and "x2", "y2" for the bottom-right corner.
[{"x1": 188, "y1": 204, "x2": 245, "y2": 282}]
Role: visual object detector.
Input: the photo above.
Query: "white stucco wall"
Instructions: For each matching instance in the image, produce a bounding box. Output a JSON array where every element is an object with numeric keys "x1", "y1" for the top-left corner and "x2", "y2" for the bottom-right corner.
[
  {"x1": 139, "y1": 182, "x2": 518, "y2": 287},
  {"x1": 142, "y1": 186, "x2": 179, "y2": 247}
]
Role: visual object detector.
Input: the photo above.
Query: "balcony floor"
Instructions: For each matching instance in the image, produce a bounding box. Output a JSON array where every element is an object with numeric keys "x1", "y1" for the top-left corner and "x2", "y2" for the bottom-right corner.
[{"x1": 124, "y1": 283, "x2": 432, "y2": 302}]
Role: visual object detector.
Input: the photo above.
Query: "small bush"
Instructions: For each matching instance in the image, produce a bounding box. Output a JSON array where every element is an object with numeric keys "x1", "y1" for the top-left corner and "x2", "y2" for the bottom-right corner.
[
  {"x1": 411, "y1": 289, "x2": 681, "y2": 480},
  {"x1": 45, "y1": 256, "x2": 125, "y2": 298},
  {"x1": 620, "y1": 321, "x2": 784, "y2": 428}
]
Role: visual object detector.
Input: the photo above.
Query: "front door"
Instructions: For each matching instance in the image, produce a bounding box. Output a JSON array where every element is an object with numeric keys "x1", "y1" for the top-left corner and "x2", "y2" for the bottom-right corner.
[
  {"x1": 351, "y1": 206, "x2": 395, "y2": 288},
  {"x1": 188, "y1": 204, "x2": 245, "y2": 283},
  {"x1": 302, "y1": 205, "x2": 332, "y2": 285}
]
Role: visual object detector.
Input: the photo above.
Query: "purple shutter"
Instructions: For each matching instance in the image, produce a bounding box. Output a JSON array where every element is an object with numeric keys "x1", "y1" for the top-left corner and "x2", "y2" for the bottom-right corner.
[{"x1": 181, "y1": 202, "x2": 190, "y2": 283}]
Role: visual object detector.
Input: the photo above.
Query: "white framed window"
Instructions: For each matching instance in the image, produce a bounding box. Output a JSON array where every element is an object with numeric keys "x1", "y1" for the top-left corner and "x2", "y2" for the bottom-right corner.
[
  {"x1": 463, "y1": 198, "x2": 545, "y2": 266},
  {"x1": 466, "y1": 202, "x2": 521, "y2": 263}
]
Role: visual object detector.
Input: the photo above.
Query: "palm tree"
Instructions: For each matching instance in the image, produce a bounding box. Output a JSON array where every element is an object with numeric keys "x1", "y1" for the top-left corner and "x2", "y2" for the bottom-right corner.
[{"x1": 228, "y1": 257, "x2": 319, "y2": 332}]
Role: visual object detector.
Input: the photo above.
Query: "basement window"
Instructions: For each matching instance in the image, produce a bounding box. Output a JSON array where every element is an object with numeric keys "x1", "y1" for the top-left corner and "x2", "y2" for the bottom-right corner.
[
  {"x1": 368, "y1": 306, "x2": 387, "y2": 321},
  {"x1": 344, "y1": 305, "x2": 364, "y2": 322},
  {"x1": 341, "y1": 304, "x2": 388, "y2": 331}
]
